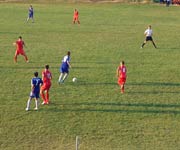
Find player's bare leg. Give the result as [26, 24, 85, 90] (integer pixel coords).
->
[27, 17, 34, 23]
[27, 17, 29, 22]
[14, 52, 18, 63]
[72, 18, 76, 24]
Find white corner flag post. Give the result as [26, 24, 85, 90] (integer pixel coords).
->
[76, 136, 79, 150]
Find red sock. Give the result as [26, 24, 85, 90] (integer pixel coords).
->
[45, 92, 49, 103]
[41, 92, 46, 103]
[14, 56, 17, 63]
[25, 56, 28, 61]
[121, 85, 125, 93]
[24, 55, 28, 61]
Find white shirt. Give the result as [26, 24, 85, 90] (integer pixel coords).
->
[62, 55, 70, 63]
[144, 29, 153, 37]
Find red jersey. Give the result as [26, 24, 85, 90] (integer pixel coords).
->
[16, 40, 24, 51]
[42, 70, 52, 84]
[118, 65, 127, 78]
[74, 10, 79, 17]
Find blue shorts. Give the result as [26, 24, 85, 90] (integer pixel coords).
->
[29, 13, 33, 18]
[60, 67, 69, 73]
[30, 91, 39, 98]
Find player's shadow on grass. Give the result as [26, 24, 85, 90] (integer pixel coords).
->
[68, 79, 116, 86]
[0, 31, 21, 35]
[128, 82, 180, 87]
[127, 91, 180, 94]
[6, 66, 59, 69]
[74, 81, 180, 87]
[79, 82, 117, 86]
[157, 47, 179, 50]
[48, 102, 180, 115]
[73, 61, 117, 64]
[127, 82, 180, 94]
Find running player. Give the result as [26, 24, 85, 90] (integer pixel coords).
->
[40, 65, 52, 105]
[13, 36, 29, 63]
[26, 72, 43, 111]
[73, 9, 80, 24]
[141, 25, 157, 48]
[116, 61, 127, 94]
[58, 51, 71, 84]
[27, 5, 34, 23]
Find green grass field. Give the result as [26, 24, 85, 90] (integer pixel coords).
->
[0, 2, 180, 150]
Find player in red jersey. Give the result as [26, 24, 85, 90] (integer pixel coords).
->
[40, 64, 52, 105]
[73, 9, 80, 24]
[116, 61, 127, 93]
[13, 36, 29, 63]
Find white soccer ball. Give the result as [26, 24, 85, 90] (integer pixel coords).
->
[72, 77, 77, 82]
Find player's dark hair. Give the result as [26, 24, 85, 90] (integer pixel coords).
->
[45, 64, 49, 69]
[67, 51, 71, 56]
[34, 72, 38, 77]
[19, 36, 22, 39]
[121, 61, 125, 65]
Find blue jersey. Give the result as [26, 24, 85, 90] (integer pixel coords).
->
[29, 7, 34, 17]
[30, 77, 43, 98]
[60, 55, 70, 73]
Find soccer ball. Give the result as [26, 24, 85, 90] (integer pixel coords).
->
[72, 77, 77, 82]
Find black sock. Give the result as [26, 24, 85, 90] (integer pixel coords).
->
[153, 42, 157, 48]
[141, 43, 145, 47]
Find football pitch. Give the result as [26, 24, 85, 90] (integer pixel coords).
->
[0, 2, 180, 150]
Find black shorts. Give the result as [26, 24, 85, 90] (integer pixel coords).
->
[146, 36, 153, 41]
[166, 1, 170, 5]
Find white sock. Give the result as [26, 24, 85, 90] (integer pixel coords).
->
[58, 73, 64, 82]
[62, 73, 68, 82]
[35, 99, 39, 109]
[26, 98, 31, 109]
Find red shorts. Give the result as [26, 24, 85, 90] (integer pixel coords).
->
[73, 16, 78, 21]
[15, 50, 25, 56]
[41, 83, 51, 91]
[118, 78, 126, 86]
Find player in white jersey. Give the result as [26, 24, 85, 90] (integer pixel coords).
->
[58, 51, 71, 84]
[141, 25, 157, 48]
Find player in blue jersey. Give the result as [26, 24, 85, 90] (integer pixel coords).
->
[58, 51, 71, 84]
[27, 5, 34, 23]
[26, 72, 43, 111]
